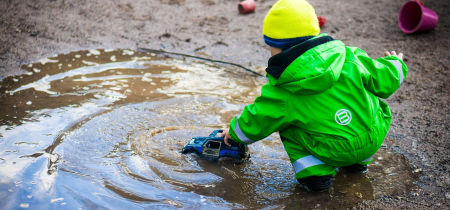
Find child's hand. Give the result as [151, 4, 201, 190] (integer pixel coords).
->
[221, 129, 232, 146]
[384, 51, 404, 61]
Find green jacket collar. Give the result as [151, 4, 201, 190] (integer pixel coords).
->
[266, 33, 346, 95]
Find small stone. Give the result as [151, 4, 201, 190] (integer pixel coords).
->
[355, 192, 362, 198]
[413, 168, 423, 173]
[396, 196, 406, 200]
[445, 192, 450, 199]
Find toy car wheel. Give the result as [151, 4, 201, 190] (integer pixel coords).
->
[183, 150, 200, 157]
[235, 145, 250, 163]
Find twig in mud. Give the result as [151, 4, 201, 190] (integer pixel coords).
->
[145, 124, 228, 138]
[146, 126, 184, 137]
[137, 48, 265, 77]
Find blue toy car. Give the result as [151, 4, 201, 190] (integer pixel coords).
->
[181, 130, 250, 162]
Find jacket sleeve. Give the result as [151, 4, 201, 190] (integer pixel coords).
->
[353, 48, 408, 99]
[228, 85, 290, 145]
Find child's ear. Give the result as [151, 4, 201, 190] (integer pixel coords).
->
[270, 47, 282, 56]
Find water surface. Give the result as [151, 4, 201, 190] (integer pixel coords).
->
[0, 49, 419, 209]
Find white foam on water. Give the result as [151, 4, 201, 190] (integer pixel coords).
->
[11, 61, 152, 95]
[39, 58, 59, 65]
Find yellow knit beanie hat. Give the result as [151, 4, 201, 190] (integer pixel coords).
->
[263, 0, 320, 49]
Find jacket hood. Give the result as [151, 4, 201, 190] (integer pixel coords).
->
[265, 33, 346, 94]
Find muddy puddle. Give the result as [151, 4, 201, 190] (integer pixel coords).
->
[0, 49, 419, 209]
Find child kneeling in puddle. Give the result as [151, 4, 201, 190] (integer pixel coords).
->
[222, 0, 407, 192]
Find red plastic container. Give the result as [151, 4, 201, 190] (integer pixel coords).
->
[318, 16, 327, 27]
[398, 0, 438, 34]
[238, 0, 256, 14]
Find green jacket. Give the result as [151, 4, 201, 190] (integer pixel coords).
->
[228, 34, 408, 165]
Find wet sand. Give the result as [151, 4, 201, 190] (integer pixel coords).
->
[1, 0, 450, 208]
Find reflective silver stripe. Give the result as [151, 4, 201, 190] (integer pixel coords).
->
[234, 119, 256, 144]
[388, 60, 404, 86]
[292, 155, 325, 174]
[362, 154, 375, 163]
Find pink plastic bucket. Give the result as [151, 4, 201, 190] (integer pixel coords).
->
[238, 0, 256, 14]
[398, 0, 438, 34]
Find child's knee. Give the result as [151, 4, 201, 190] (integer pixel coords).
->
[292, 158, 337, 179]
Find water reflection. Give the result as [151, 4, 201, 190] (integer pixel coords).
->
[0, 49, 418, 209]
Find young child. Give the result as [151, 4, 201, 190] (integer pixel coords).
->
[221, 0, 407, 192]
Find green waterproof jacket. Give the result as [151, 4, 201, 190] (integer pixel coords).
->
[228, 33, 408, 166]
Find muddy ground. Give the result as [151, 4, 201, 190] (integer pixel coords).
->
[1, 0, 449, 208]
